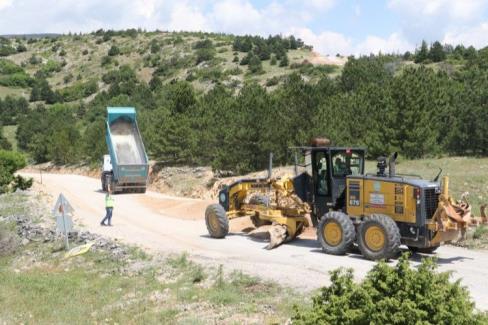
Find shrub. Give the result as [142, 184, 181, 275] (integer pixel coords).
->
[108, 45, 120, 56]
[29, 55, 42, 65]
[279, 53, 289, 67]
[0, 45, 16, 57]
[0, 150, 31, 193]
[16, 44, 27, 53]
[195, 47, 216, 64]
[0, 72, 33, 88]
[266, 76, 279, 86]
[101, 56, 113, 66]
[270, 55, 277, 65]
[193, 39, 213, 49]
[59, 80, 98, 102]
[150, 40, 161, 53]
[248, 54, 263, 74]
[292, 254, 487, 325]
[0, 59, 23, 74]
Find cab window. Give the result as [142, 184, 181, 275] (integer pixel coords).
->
[332, 152, 363, 177]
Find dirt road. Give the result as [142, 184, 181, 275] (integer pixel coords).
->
[24, 172, 488, 310]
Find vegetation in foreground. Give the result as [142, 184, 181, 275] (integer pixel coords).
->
[0, 192, 300, 324]
[2, 188, 488, 324]
[292, 254, 488, 324]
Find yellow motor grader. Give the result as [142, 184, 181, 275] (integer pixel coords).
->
[205, 138, 487, 260]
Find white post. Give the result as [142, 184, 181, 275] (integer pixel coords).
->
[61, 196, 69, 250]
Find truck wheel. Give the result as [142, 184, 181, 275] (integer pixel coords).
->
[101, 176, 107, 192]
[205, 204, 229, 238]
[408, 245, 439, 254]
[318, 211, 355, 255]
[358, 214, 400, 260]
[249, 195, 272, 228]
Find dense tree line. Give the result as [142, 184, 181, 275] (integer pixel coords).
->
[5, 45, 488, 173]
[408, 40, 479, 63]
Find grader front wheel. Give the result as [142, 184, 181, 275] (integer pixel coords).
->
[318, 211, 355, 255]
[205, 204, 229, 238]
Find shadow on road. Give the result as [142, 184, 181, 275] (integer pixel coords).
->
[409, 253, 473, 264]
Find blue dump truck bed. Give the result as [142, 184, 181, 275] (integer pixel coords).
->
[105, 107, 149, 193]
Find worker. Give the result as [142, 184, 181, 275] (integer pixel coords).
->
[334, 157, 346, 174]
[100, 189, 115, 226]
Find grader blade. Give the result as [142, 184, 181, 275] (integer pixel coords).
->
[431, 180, 488, 244]
[248, 224, 289, 249]
[267, 224, 288, 249]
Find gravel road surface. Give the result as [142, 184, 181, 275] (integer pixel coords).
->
[23, 172, 488, 310]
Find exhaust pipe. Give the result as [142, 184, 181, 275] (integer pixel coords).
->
[389, 152, 398, 178]
[267, 152, 273, 179]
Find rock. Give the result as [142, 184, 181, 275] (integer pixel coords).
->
[21, 238, 29, 245]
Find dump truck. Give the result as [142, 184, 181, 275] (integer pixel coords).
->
[205, 138, 487, 260]
[101, 107, 149, 194]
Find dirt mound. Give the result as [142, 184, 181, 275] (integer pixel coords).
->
[22, 163, 299, 200]
[309, 52, 347, 66]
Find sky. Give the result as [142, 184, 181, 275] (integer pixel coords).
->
[1, 0, 488, 56]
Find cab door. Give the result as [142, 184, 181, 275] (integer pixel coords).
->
[311, 150, 333, 221]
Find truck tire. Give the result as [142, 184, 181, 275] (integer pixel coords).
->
[101, 176, 107, 192]
[205, 204, 229, 238]
[358, 214, 400, 260]
[317, 211, 355, 255]
[408, 245, 439, 254]
[249, 195, 272, 228]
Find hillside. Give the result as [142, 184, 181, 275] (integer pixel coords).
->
[1, 30, 488, 178]
[0, 30, 343, 101]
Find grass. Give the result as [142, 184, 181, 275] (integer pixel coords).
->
[0, 85, 27, 98]
[0, 192, 303, 324]
[2, 125, 18, 151]
[367, 156, 488, 214]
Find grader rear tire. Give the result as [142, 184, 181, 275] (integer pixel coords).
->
[318, 211, 355, 255]
[205, 204, 229, 238]
[358, 214, 400, 260]
[249, 195, 272, 228]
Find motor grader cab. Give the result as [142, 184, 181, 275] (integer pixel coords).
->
[205, 138, 487, 260]
[293, 144, 366, 226]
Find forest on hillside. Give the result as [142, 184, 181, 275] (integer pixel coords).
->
[1, 30, 488, 174]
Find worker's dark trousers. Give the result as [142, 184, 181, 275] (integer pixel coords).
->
[101, 207, 113, 225]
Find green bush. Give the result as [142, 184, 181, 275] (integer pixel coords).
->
[195, 47, 216, 64]
[0, 72, 33, 88]
[292, 254, 487, 325]
[0, 150, 31, 193]
[0, 45, 16, 57]
[59, 80, 98, 102]
[0, 59, 24, 74]
[108, 45, 120, 56]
